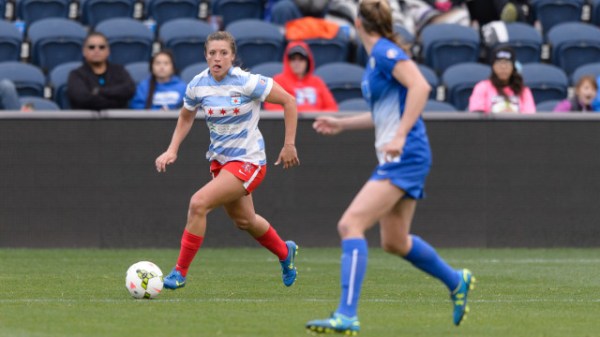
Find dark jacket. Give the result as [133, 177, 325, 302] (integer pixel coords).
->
[67, 62, 136, 110]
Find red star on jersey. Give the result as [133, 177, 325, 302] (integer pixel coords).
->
[207, 108, 213, 115]
[220, 108, 227, 115]
[233, 108, 240, 115]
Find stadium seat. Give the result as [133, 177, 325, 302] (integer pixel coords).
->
[181, 62, 208, 83]
[0, 61, 46, 97]
[304, 29, 350, 68]
[19, 96, 60, 110]
[159, 18, 213, 72]
[535, 99, 561, 112]
[532, 0, 585, 36]
[147, 0, 200, 27]
[442, 62, 491, 111]
[420, 23, 480, 74]
[521, 63, 568, 104]
[337, 97, 369, 112]
[546, 22, 600, 76]
[502, 22, 543, 64]
[314, 62, 364, 104]
[571, 62, 600, 86]
[95, 18, 154, 65]
[251, 61, 283, 78]
[0, 0, 5, 20]
[28, 18, 86, 73]
[80, 0, 135, 27]
[17, 0, 70, 26]
[0, 20, 22, 63]
[49, 61, 80, 109]
[417, 64, 439, 100]
[227, 19, 284, 69]
[125, 62, 150, 84]
[424, 99, 457, 112]
[593, 0, 600, 27]
[215, 0, 263, 28]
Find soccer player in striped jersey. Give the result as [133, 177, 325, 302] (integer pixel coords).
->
[306, 0, 475, 334]
[155, 31, 300, 290]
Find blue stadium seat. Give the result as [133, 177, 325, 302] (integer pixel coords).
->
[80, 0, 135, 27]
[0, 61, 46, 97]
[0, 20, 22, 62]
[424, 99, 457, 112]
[571, 62, 600, 86]
[17, 0, 70, 26]
[547, 22, 600, 76]
[181, 62, 208, 83]
[28, 18, 86, 72]
[314, 62, 364, 104]
[532, 0, 584, 36]
[442, 62, 491, 111]
[19, 96, 60, 110]
[593, 0, 600, 27]
[535, 99, 561, 112]
[502, 22, 543, 64]
[147, 0, 200, 27]
[125, 62, 150, 84]
[521, 63, 568, 103]
[49, 61, 80, 109]
[337, 97, 369, 112]
[420, 23, 480, 74]
[417, 63, 439, 100]
[159, 18, 213, 72]
[0, 0, 5, 20]
[215, 0, 263, 28]
[96, 18, 154, 65]
[305, 29, 350, 68]
[251, 61, 283, 78]
[227, 19, 284, 69]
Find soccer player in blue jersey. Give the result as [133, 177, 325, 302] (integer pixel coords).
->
[306, 0, 475, 334]
[155, 31, 300, 290]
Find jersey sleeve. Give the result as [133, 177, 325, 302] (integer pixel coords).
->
[242, 73, 274, 102]
[183, 82, 201, 110]
[373, 44, 410, 80]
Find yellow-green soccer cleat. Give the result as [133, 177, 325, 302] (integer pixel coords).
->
[306, 312, 360, 335]
[280, 240, 298, 287]
[451, 269, 476, 326]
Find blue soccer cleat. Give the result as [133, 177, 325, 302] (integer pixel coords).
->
[306, 312, 360, 335]
[163, 268, 186, 290]
[280, 240, 298, 287]
[451, 269, 476, 326]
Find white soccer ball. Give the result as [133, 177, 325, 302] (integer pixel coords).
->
[125, 261, 164, 299]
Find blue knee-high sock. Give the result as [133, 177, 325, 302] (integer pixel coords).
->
[404, 235, 460, 291]
[336, 238, 368, 318]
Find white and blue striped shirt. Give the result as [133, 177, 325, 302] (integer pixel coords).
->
[183, 67, 273, 165]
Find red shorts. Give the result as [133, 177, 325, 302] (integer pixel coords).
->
[210, 161, 266, 194]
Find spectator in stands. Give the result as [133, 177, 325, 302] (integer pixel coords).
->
[130, 50, 187, 111]
[67, 32, 135, 110]
[263, 41, 338, 112]
[468, 46, 535, 114]
[0, 79, 20, 110]
[270, 0, 329, 25]
[553, 75, 598, 113]
[466, 0, 531, 27]
[593, 75, 600, 111]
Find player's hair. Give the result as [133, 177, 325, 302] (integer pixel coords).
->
[358, 0, 406, 51]
[145, 50, 177, 109]
[205, 31, 237, 56]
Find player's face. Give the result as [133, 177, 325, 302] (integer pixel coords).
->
[493, 59, 513, 82]
[152, 54, 175, 82]
[206, 40, 235, 81]
[83, 36, 109, 64]
[576, 81, 597, 106]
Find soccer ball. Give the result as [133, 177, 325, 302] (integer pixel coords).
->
[125, 261, 164, 299]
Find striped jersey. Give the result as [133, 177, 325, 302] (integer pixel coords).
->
[183, 66, 274, 165]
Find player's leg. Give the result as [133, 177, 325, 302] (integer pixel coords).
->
[379, 199, 475, 326]
[164, 170, 247, 289]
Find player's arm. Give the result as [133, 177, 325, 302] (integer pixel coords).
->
[155, 107, 197, 172]
[265, 81, 300, 169]
[313, 112, 373, 136]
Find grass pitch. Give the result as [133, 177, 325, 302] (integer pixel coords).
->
[1, 248, 599, 337]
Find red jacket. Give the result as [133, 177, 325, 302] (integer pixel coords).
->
[264, 41, 338, 112]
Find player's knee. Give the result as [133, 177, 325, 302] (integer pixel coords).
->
[188, 195, 212, 217]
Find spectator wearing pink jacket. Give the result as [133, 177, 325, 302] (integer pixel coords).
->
[468, 46, 536, 114]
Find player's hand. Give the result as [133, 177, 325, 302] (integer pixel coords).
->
[313, 116, 342, 135]
[274, 144, 300, 169]
[380, 135, 406, 162]
[155, 151, 177, 172]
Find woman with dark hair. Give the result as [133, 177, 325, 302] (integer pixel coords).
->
[130, 50, 187, 110]
[468, 46, 536, 114]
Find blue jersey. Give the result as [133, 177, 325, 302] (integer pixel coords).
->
[363, 38, 432, 199]
[183, 66, 273, 165]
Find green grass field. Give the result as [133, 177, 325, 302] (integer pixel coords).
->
[1, 248, 599, 337]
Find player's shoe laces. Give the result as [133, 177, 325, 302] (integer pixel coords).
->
[163, 268, 186, 290]
[451, 269, 476, 326]
[306, 312, 360, 335]
[279, 240, 298, 287]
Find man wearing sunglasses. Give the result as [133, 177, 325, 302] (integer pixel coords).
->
[67, 32, 135, 110]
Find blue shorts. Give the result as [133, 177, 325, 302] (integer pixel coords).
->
[369, 153, 431, 200]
